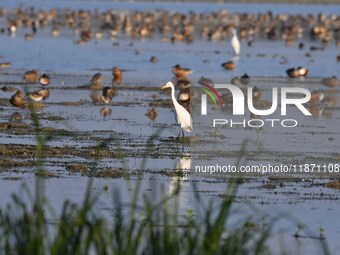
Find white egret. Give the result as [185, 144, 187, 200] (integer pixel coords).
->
[161, 82, 193, 139]
[230, 28, 240, 56]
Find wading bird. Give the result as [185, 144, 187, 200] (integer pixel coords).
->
[172, 65, 192, 78]
[230, 28, 240, 56]
[91, 73, 104, 84]
[23, 70, 37, 83]
[39, 74, 50, 86]
[10, 90, 23, 108]
[112, 66, 122, 85]
[27, 91, 44, 102]
[221, 61, 235, 70]
[161, 82, 193, 140]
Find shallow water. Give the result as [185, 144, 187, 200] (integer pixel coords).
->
[0, 1, 340, 254]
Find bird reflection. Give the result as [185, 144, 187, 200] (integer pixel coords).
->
[307, 106, 323, 118]
[10, 112, 22, 121]
[100, 107, 112, 118]
[175, 155, 191, 172]
[168, 155, 191, 213]
[231, 55, 239, 66]
[90, 90, 101, 104]
[306, 93, 337, 119]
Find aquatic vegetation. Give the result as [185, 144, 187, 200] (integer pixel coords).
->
[0, 181, 271, 255]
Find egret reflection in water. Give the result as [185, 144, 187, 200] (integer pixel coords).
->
[169, 155, 191, 213]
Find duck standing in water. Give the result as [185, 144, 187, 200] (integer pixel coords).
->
[112, 66, 122, 85]
[286, 67, 309, 78]
[27, 91, 44, 102]
[10, 90, 24, 108]
[172, 64, 192, 79]
[176, 80, 191, 103]
[100, 86, 117, 104]
[91, 73, 104, 84]
[296, 66, 309, 77]
[39, 74, 50, 86]
[240, 73, 250, 85]
[23, 70, 37, 83]
[37, 88, 50, 100]
[221, 61, 235, 70]
[320, 76, 339, 88]
[286, 68, 299, 78]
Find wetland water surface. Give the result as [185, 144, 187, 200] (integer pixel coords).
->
[0, 1, 340, 254]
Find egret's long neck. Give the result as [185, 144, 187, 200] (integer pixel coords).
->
[170, 85, 179, 107]
[171, 85, 175, 100]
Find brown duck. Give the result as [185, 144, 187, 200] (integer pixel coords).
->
[91, 73, 104, 84]
[10, 90, 24, 108]
[39, 74, 50, 86]
[112, 66, 122, 85]
[172, 64, 192, 78]
[23, 70, 37, 83]
[221, 61, 235, 70]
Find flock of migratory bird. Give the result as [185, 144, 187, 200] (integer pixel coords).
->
[1, 6, 339, 134]
[1, 7, 339, 47]
[6, 66, 123, 108]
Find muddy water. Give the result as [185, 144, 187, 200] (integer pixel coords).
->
[0, 1, 340, 254]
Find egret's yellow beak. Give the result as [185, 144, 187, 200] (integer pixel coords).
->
[161, 84, 168, 90]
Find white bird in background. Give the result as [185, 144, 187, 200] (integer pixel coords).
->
[161, 82, 193, 138]
[230, 28, 240, 56]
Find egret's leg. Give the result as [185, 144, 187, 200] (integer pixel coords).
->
[177, 131, 181, 142]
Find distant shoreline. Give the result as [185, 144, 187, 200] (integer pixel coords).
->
[142, 0, 340, 4]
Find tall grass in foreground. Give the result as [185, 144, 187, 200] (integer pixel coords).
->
[0, 102, 329, 255]
[0, 180, 272, 255]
